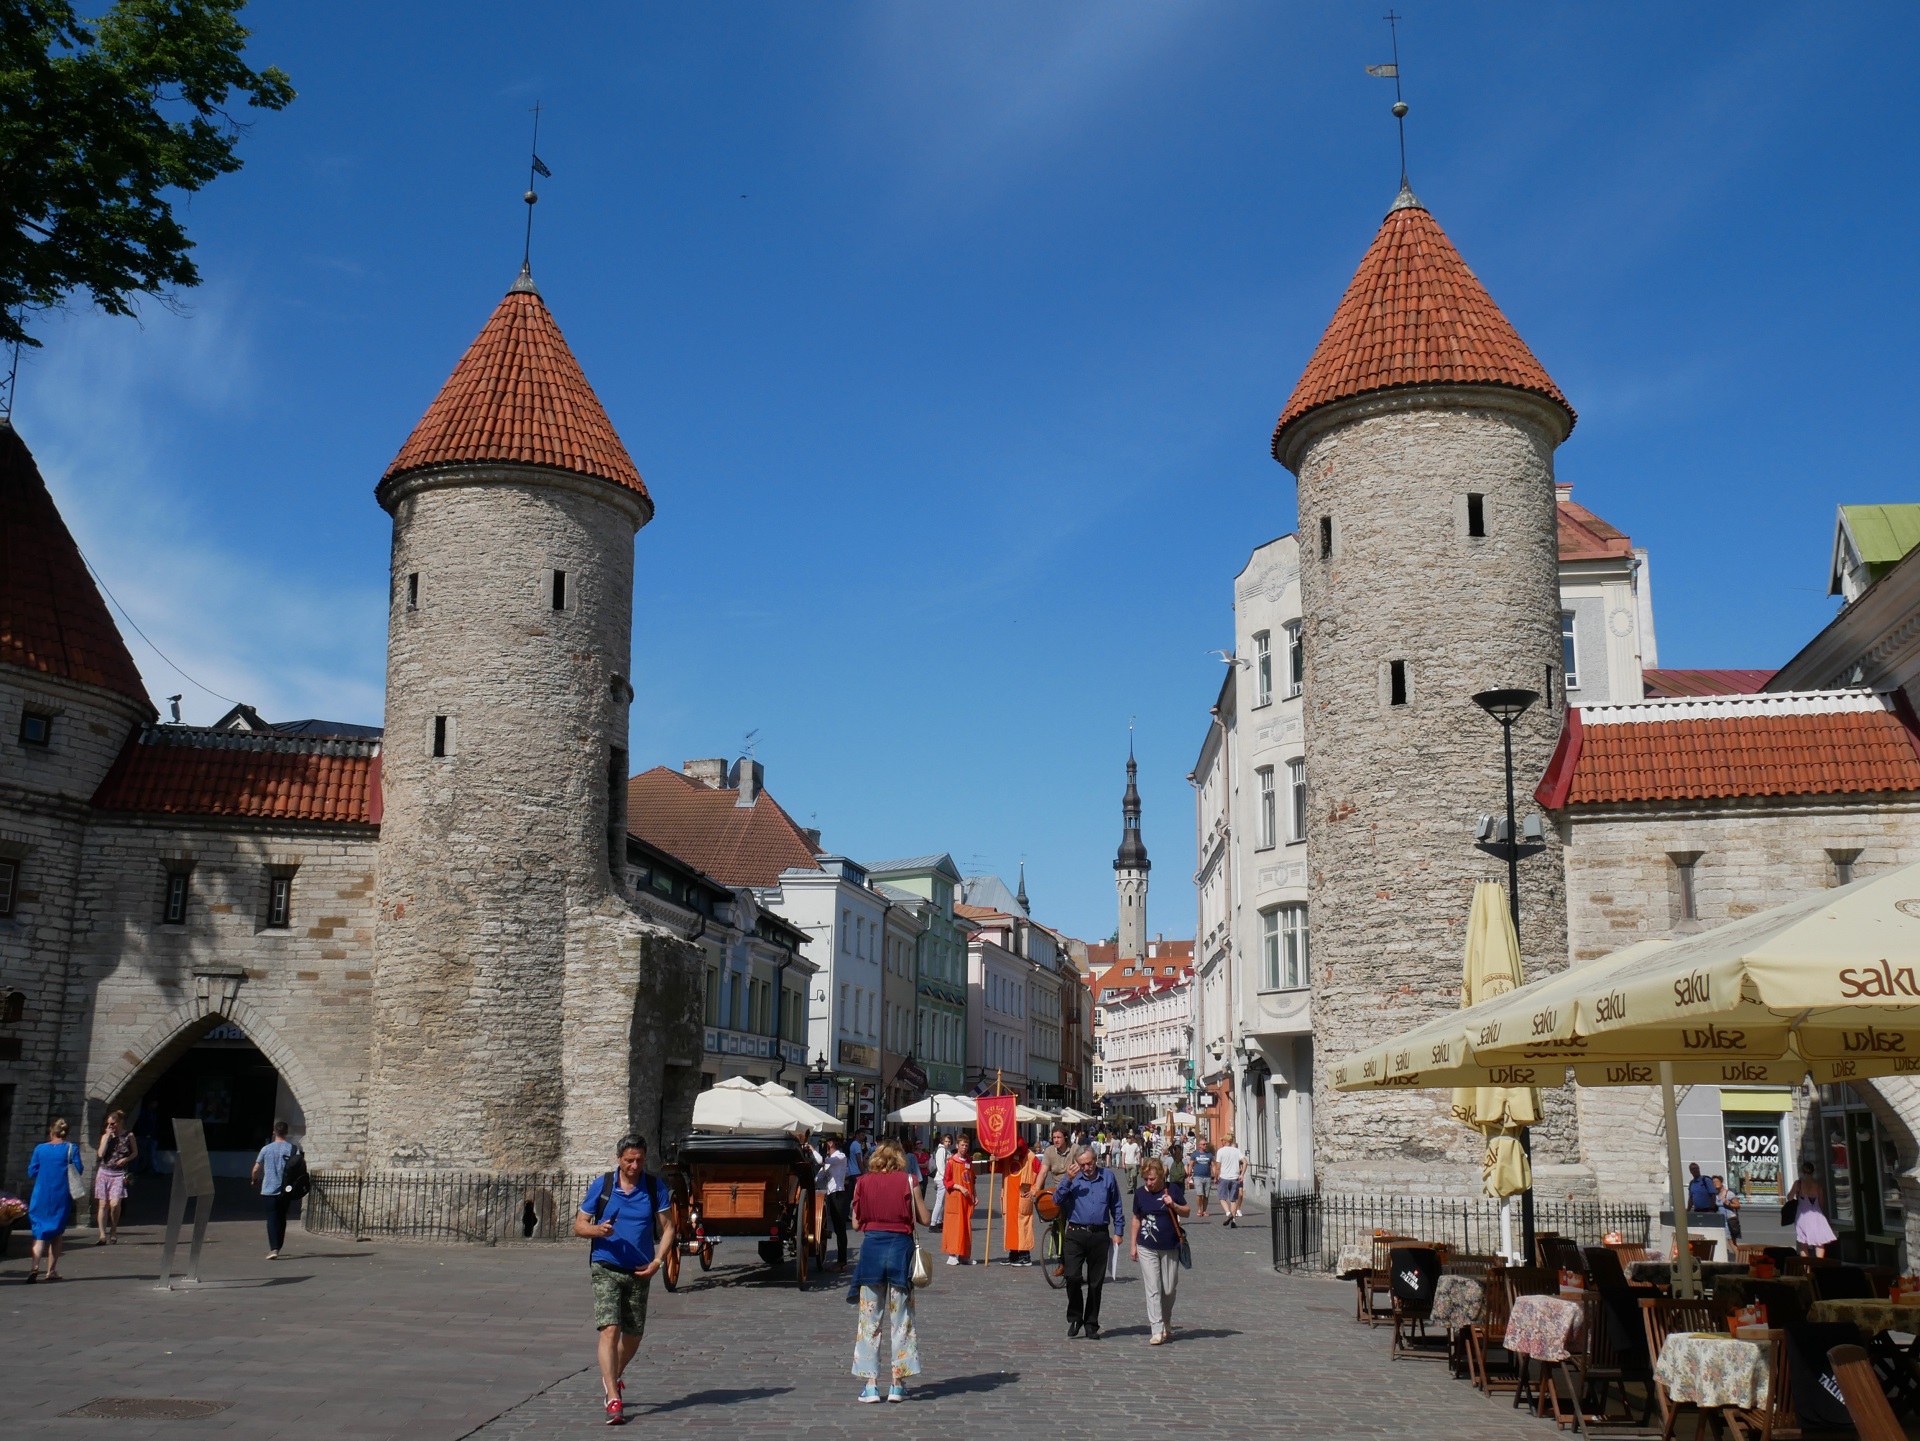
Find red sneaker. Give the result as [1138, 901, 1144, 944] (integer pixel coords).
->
[604, 1396, 624, 1426]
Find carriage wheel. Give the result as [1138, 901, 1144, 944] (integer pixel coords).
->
[698, 1241, 714, 1271]
[1042, 1221, 1067, 1290]
[662, 1242, 681, 1292]
[795, 1224, 809, 1287]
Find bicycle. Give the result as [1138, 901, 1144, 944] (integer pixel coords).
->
[1037, 1190, 1066, 1289]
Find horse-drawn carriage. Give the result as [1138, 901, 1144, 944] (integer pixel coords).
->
[659, 1132, 819, 1288]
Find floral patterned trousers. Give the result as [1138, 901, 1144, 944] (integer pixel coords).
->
[852, 1283, 920, 1381]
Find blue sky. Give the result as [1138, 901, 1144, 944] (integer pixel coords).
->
[21, 3, 1915, 944]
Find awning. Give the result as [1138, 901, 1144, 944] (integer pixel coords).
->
[1720, 1088, 1795, 1114]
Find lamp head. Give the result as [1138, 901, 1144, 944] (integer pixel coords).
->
[1473, 688, 1541, 726]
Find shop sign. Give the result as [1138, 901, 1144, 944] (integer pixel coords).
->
[804, 1080, 833, 1107]
[1725, 1119, 1784, 1198]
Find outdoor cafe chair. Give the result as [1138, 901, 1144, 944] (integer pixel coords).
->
[1639, 1296, 1730, 1438]
[1831, 1343, 1908, 1441]
[1605, 1240, 1651, 1268]
[1363, 1233, 1417, 1327]
[1469, 1266, 1558, 1397]
[1812, 1264, 1876, 1302]
[1389, 1246, 1446, 1361]
[1583, 1245, 1660, 1300]
[1549, 1287, 1655, 1434]
[1721, 1327, 1793, 1441]
[1541, 1236, 1588, 1278]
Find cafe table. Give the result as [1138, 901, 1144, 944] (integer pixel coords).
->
[1505, 1293, 1587, 1428]
[1429, 1274, 1486, 1332]
[1808, 1298, 1920, 1337]
[1654, 1331, 1771, 1410]
[1627, 1260, 1750, 1289]
[1714, 1272, 1815, 1312]
[1334, 1242, 1374, 1279]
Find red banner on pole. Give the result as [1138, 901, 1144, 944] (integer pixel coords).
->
[976, 1094, 1018, 1158]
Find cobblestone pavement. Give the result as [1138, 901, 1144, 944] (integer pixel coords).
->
[3, 1205, 1555, 1439]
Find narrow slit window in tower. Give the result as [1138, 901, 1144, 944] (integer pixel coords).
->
[1319, 515, 1333, 559]
[1389, 660, 1408, 706]
[606, 745, 627, 877]
[406, 572, 419, 609]
[433, 716, 448, 758]
[1466, 493, 1486, 537]
[266, 873, 292, 929]
[552, 569, 567, 611]
[1671, 853, 1702, 923]
[162, 870, 190, 925]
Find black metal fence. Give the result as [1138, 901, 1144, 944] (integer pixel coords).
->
[1270, 1192, 1653, 1273]
[304, 1170, 600, 1244]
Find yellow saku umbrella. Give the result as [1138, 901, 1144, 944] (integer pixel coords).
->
[1449, 883, 1539, 1198]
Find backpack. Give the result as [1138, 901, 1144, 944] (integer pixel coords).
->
[1688, 1175, 1718, 1211]
[586, 1171, 669, 1265]
[280, 1144, 310, 1200]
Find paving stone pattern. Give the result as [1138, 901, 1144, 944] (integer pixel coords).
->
[2, 1209, 1552, 1440]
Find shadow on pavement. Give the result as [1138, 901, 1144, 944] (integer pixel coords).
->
[639, 1386, 794, 1414]
[912, 1371, 1021, 1399]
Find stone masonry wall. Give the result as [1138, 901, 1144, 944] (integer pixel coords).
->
[1568, 797, 1920, 1208]
[0, 669, 150, 1187]
[1288, 392, 1575, 1195]
[370, 467, 665, 1171]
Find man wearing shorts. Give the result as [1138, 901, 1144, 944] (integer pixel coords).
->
[575, 1134, 674, 1426]
[1215, 1134, 1245, 1227]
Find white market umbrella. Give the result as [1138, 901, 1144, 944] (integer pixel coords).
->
[756, 1082, 845, 1134]
[1057, 1106, 1096, 1124]
[887, 1093, 977, 1125]
[1172, 1111, 1197, 1125]
[692, 1075, 807, 1135]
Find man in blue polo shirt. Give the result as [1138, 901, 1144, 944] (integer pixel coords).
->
[574, 1134, 675, 1426]
[1050, 1146, 1123, 1339]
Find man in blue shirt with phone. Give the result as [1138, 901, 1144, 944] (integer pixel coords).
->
[575, 1134, 675, 1426]
[1050, 1146, 1123, 1339]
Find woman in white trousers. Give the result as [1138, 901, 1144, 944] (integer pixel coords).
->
[1128, 1157, 1190, 1344]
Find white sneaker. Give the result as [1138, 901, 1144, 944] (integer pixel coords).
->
[945, 1256, 960, 1266]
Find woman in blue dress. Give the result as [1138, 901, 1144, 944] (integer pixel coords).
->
[27, 1117, 83, 1282]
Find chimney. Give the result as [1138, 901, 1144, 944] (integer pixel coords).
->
[802, 827, 822, 850]
[683, 758, 727, 789]
[729, 757, 763, 808]
[1555, 481, 1574, 500]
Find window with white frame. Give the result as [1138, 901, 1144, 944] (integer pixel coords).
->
[1257, 767, 1277, 849]
[1285, 620, 1303, 698]
[1259, 903, 1309, 989]
[1287, 758, 1307, 843]
[1561, 612, 1579, 691]
[1254, 631, 1273, 706]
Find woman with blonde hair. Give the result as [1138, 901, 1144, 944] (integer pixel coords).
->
[27, 1118, 83, 1282]
[95, 1109, 138, 1244]
[1129, 1155, 1190, 1344]
[849, 1138, 930, 1402]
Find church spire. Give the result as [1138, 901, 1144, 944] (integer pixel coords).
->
[1114, 738, 1150, 962]
[1015, 862, 1029, 914]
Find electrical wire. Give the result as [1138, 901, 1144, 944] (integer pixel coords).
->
[72, 542, 243, 707]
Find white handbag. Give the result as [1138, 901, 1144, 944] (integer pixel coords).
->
[910, 1242, 933, 1289]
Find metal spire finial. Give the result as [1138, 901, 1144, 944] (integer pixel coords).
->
[1369, 12, 1411, 191]
[521, 101, 553, 276]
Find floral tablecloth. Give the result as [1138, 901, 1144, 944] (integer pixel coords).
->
[1429, 1274, 1485, 1332]
[1714, 1273, 1814, 1312]
[1505, 1293, 1584, 1362]
[1334, 1244, 1374, 1279]
[1808, 1299, 1920, 1337]
[1654, 1333, 1769, 1409]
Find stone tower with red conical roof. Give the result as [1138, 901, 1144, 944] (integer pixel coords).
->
[1273, 185, 1578, 1195]
[367, 267, 701, 1173]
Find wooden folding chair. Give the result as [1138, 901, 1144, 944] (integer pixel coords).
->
[1473, 1267, 1558, 1399]
[1640, 1296, 1729, 1440]
[1389, 1246, 1447, 1361]
[1831, 1342, 1907, 1441]
[1362, 1233, 1416, 1327]
[1724, 1328, 1792, 1441]
[1607, 1240, 1652, 1268]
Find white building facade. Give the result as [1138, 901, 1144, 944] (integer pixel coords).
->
[1098, 975, 1194, 1127]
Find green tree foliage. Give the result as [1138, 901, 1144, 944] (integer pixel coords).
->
[0, 0, 293, 347]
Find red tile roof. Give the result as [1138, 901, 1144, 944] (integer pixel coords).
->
[0, 425, 150, 707]
[1557, 491, 1633, 562]
[384, 275, 648, 501]
[1642, 669, 1778, 699]
[1536, 694, 1920, 807]
[626, 766, 821, 889]
[1273, 191, 1573, 456]
[92, 727, 380, 823]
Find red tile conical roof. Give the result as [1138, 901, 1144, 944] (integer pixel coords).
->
[1273, 188, 1573, 459]
[384, 271, 648, 501]
[0, 424, 150, 707]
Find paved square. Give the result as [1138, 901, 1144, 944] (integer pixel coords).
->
[3, 1205, 1552, 1439]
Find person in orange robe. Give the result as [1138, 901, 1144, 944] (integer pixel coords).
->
[1000, 1141, 1045, 1264]
[941, 1143, 975, 1265]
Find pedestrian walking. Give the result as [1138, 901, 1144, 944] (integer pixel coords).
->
[928, 1133, 951, 1225]
[999, 1138, 1044, 1266]
[249, 1120, 302, 1259]
[850, 1139, 930, 1403]
[1189, 1139, 1214, 1218]
[94, 1109, 138, 1245]
[1165, 1142, 1186, 1190]
[1129, 1156, 1190, 1345]
[1788, 1162, 1838, 1258]
[1119, 1132, 1142, 1194]
[25, 1118, 83, 1282]
[573, 1134, 674, 1426]
[1051, 1146, 1123, 1339]
[940, 1137, 975, 1265]
[1214, 1133, 1245, 1227]
[818, 1134, 852, 1269]
[847, 1127, 870, 1178]
[1713, 1174, 1743, 1244]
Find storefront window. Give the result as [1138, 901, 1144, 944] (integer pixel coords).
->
[1723, 1115, 1783, 1200]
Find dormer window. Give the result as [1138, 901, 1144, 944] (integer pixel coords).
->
[19, 711, 52, 747]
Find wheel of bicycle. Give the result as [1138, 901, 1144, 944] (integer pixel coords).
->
[1042, 1224, 1067, 1290]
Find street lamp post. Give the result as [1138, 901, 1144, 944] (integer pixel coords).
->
[1472, 686, 1540, 1266]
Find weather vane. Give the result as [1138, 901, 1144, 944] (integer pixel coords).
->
[522, 102, 552, 271]
[1367, 11, 1410, 187]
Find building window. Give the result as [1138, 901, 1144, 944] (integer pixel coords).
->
[551, 569, 568, 610]
[1671, 852, 1702, 923]
[1319, 515, 1333, 559]
[162, 869, 190, 925]
[1254, 631, 1273, 706]
[1466, 492, 1486, 537]
[1561, 612, 1579, 691]
[1285, 621, 1303, 698]
[1287, 758, 1307, 843]
[1829, 848, 1863, 887]
[266, 874, 292, 929]
[0, 858, 15, 917]
[1389, 659, 1408, 707]
[19, 711, 52, 747]
[405, 572, 419, 609]
[705, 968, 720, 1026]
[1, 989, 21, 1022]
[1257, 766, 1277, 849]
[432, 715, 449, 758]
